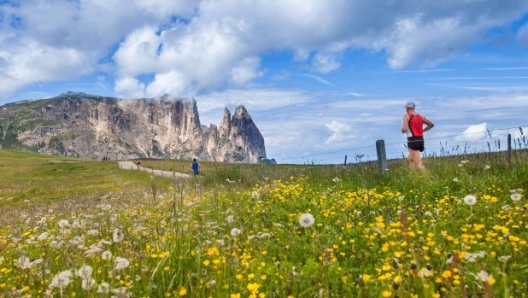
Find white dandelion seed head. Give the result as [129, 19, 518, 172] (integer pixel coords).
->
[49, 270, 73, 289]
[299, 213, 315, 228]
[111, 287, 129, 295]
[114, 257, 130, 270]
[96, 282, 110, 294]
[72, 220, 81, 228]
[58, 219, 69, 228]
[452, 178, 459, 182]
[251, 191, 259, 199]
[463, 195, 477, 206]
[76, 265, 93, 279]
[36, 232, 48, 241]
[112, 228, 124, 243]
[226, 215, 235, 224]
[15, 256, 32, 270]
[511, 193, 522, 202]
[424, 211, 432, 217]
[230, 228, 242, 237]
[484, 165, 490, 169]
[81, 278, 96, 291]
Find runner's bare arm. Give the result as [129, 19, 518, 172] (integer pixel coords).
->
[401, 114, 409, 134]
[423, 116, 434, 132]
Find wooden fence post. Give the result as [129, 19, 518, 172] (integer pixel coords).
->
[376, 140, 388, 175]
[507, 133, 512, 164]
[344, 155, 347, 165]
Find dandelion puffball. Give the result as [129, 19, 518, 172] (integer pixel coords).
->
[114, 257, 130, 270]
[101, 251, 112, 260]
[113, 229, 124, 243]
[511, 193, 522, 202]
[58, 219, 69, 228]
[230, 228, 241, 237]
[463, 195, 477, 206]
[299, 213, 315, 228]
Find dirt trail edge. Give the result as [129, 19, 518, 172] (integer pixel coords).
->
[118, 161, 192, 179]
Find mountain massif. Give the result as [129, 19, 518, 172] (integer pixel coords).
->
[0, 92, 266, 163]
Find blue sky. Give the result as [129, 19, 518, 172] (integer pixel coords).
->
[1, 0, 528, 164]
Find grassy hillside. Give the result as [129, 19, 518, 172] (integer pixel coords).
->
[0, 149, 526, 297]
[0, 150, 155, 208]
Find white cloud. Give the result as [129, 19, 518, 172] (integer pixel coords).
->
[115, 77, 146, 99]
[385, 16, 478, 69]
[325, 120, 355, 144]
[146, 71, 190, 97]
[455, 123, 488, 143]
[113, 26, 162, 77]
[132, 0, 198, 18]
[229, 57, 263, 85]
[1, 1, 528, 165]
[0, 39, 92, 95]
[2, 0, 528, 97]
[312, 53, 341, 73]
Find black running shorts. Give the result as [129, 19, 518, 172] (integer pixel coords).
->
[407, 136, 424, 152]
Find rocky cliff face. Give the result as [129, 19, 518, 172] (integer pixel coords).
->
[0, 92, 266, 163]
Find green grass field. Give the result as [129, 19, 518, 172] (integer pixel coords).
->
[0, 149, 526, 297]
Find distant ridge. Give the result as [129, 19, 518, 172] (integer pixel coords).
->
[0, 92, 266, 163]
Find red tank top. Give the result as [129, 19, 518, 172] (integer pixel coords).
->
[408, 114, 424, 137]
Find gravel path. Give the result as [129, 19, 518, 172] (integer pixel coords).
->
[117, 160, 192, 178]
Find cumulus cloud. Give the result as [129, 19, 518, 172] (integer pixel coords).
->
[325, 120, 355, 144]
[385, 16, 478, 69]
[113, 26, 162, 77]
[146, 71, 190, 97]
[229, 57, 263, 85]
[2, 0, 528, 98]
[115, 77, 146, 99]
[456, 123, 489, 143]
[0, 38, 92, 95]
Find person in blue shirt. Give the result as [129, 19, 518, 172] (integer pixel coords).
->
[191, 158, 199, 175]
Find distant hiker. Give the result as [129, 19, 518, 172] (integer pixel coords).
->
[191, 158, 199, 175]
[401, 101, 434, 171]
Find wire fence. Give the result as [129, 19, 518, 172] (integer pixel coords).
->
[276, 125, 528, 165]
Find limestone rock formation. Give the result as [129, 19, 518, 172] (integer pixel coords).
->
[0, 92, 266, 163]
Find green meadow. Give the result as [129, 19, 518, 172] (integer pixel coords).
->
[0, 149, 526, 297]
